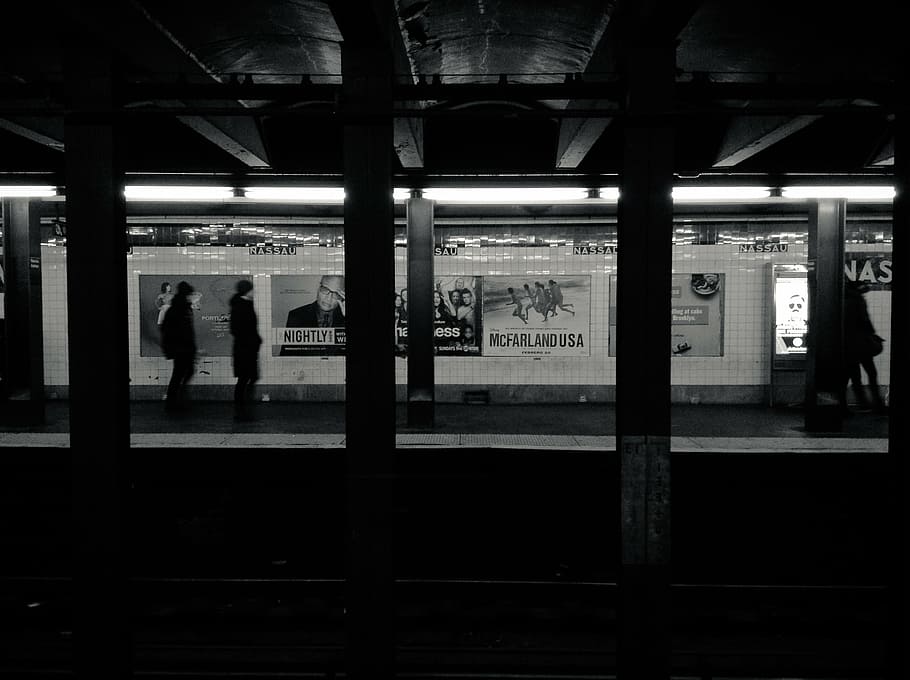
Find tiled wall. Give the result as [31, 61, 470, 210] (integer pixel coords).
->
[37, 226, 893, 403]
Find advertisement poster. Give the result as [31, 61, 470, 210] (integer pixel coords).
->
[271, 274, 346, 356]
[139, 275, 247, 357]
[773, 272, 808, 355]
[608, 273, 725, 357]
[482, 276, 590, 357]
[394, 275, 482, 356]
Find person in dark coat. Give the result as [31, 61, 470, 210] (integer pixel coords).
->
[843, 279, 886, 413]
[229, 279, 262, 420]
[160, 281, 197, 413]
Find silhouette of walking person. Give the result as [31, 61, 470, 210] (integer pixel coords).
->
[843, 279, 886, 414]
[229, 279, 262, 420]
[161, 281, 197, 414]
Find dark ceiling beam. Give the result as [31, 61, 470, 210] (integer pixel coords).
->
[327, 0, 424, 167]
[555, 0, 703, 168]
[713, 99, 875, 168]
[870, 137, 894, 166]
[62, 0, 271, 168]
[0, 116, 64, 151]
[713, 114, 821, 167]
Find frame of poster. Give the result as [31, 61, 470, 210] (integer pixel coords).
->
[138, 274, 250, 357]
[271, 274, 346, 356]
[608, 273, 725, 357]
[482, 276, 591, 357]
[394, 275, 483, 356]
[770, 263, 809, 368]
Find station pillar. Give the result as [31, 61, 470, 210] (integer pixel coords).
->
[63, 40, 131, 680]
[0, 197, 45, 424]
[805, 199, 846, 431]
[616, 42, 675, 680]
[340, 40, 396, 680]
[406, 194, 435, 428]
[887, 106, 909, 680]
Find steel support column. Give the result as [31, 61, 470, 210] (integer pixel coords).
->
[341, 41, 396, 680]
[406, 196, 435, 427]
[63, 42, 131, 680]
[887, 108, 909, 680]
[616, 43, 675, 680]
[0, 198, 44, 423]
[805, 199, 846, 431]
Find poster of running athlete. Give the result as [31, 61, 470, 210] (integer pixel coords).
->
[607, 273, 725, 356]
[393, 275, 483, 356]
[482, 276, 591, 357]
[271, 274, 346, 356]
[138, 274, 247, 357]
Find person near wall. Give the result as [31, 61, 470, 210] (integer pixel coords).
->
[843, 279, 887, 414]
[229, 279, 262, 421]
[161, 281, 197, 414]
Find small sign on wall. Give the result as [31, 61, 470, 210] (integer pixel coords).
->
[249, 245, 297, 255]
[572, 245, 616, 255]
[739, 242, 789, 253]
[434, 246, 459, 256]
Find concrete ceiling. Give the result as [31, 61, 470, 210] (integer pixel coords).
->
[0, 0, 903, 182]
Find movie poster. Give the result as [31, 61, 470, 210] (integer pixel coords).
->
[394, 275, 483, 356]
[271, 274, 346, 356]
[608, 273, 726, 357]
[138, 275, 248, 357]
[482, 276, 591, 357]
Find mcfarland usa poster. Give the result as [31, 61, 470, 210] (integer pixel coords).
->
[482, 276, 591, 357]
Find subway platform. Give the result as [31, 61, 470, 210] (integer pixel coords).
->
[0, 400, 891, 452]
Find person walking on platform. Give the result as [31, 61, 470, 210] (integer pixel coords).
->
[843, 279, 887, 414]
[230, 279, 262, 421]
[161, 281, 197, 414]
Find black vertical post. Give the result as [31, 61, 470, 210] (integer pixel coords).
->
[805, 199, 846, 431]
[341, 41, 396, 680]
[887, 110, 908, 680]
[616, 43, 675, 680]
[406, 195, 435, 427]
[64, 41, 131, 679]
[0, 198, 44, 423]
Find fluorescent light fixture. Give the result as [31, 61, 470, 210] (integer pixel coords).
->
[0, 185, 57, 197]
[672, 186, 771, 201]
[393, 188, 414, 201]
[781, 185, 895, 201]
[124, 185, 234, 201]
[422, 187, 591, 203]
[244, 186, 345, 203]
[597, 187, 621, 201]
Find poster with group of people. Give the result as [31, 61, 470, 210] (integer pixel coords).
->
[481, 276, 591, 357]
[394, 276, 483, 356]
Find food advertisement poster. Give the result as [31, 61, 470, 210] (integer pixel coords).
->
[608, 273, 725, 357]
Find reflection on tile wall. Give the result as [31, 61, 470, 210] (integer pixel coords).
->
[39, 220, 893, 393]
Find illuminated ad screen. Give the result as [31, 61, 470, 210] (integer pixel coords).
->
[773, 269, 809, 356]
